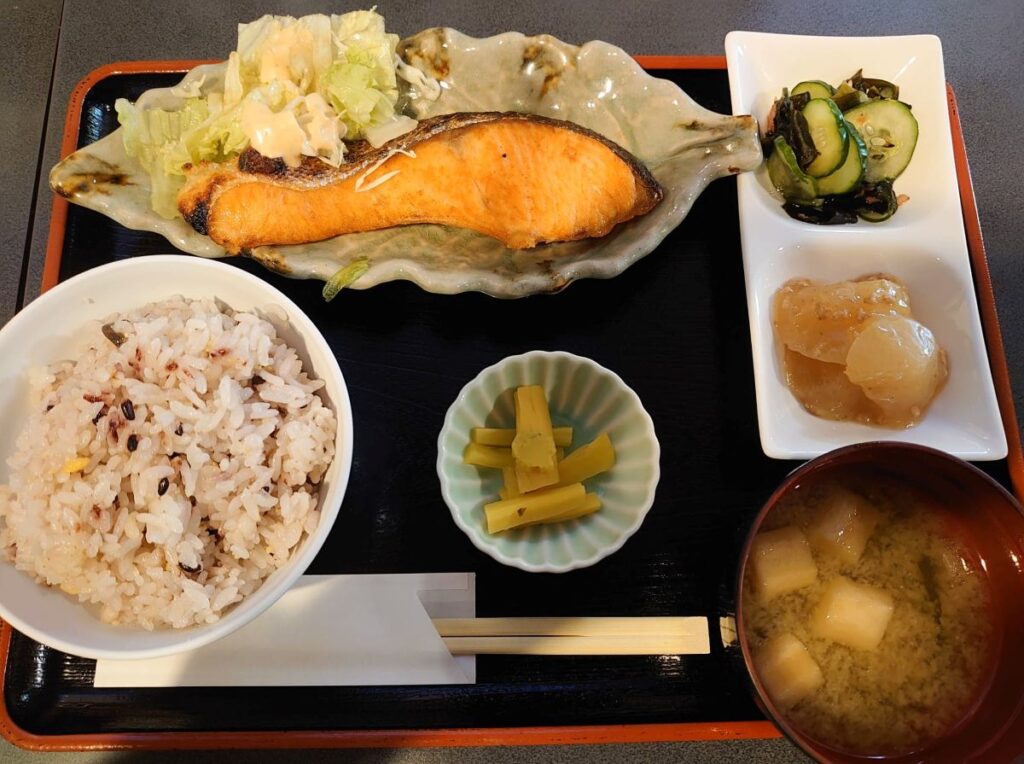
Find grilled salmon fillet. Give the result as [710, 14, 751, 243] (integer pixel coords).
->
[178, 112, 663, 254]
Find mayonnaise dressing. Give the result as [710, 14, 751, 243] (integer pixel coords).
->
[241, 99, 307, 167]
[242, 93, 347, 168]
[221, 12, 431, 170]
[255, 15, 332, 93]
[297, 93, 346, 166]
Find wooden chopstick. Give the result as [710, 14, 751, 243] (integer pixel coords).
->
[442, 634, 709, 655]
[433, 617, 710, 655]
[433, 616, 702, 637]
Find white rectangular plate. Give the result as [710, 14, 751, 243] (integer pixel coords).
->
[725, 31, 1006, 460]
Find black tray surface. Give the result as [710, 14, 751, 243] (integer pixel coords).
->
[5, 68, 1013, 737]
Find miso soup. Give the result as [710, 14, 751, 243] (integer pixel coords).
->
[743, 471, 995, 755]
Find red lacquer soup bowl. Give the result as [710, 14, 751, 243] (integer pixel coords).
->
[736, 442, 1024, 763]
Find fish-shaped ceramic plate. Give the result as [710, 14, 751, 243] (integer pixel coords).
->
[51, 29, 762, 297]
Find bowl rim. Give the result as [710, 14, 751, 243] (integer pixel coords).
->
[0, 254, 354, 659]
[734, 440, 1024, 761]
[436, 349, 661, 573]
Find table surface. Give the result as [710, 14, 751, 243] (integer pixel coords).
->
[3, 0, 1023, 761]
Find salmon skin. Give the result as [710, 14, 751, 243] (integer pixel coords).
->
[178, 111, 664, 254]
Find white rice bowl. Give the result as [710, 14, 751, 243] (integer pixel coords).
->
[0, 296, 336, 630]
[0, 256, 350, 660]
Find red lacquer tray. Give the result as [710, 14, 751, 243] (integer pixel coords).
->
[2, 56, 1021, 752]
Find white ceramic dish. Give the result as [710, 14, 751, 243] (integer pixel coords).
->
[0, 256, 354, 660]
[436, 351, 660, 573]
[725, 32, 1006, 460]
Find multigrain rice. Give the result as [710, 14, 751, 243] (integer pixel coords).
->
[0, 297, 336, 629]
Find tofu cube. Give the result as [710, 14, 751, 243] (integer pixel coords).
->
[755, 632, 824, 709]
[807, 490, 880, 566]
[810, 576, 894, 650]
[749, 526, 818, 601]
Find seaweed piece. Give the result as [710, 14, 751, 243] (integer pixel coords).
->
[765, 90, 818, 172]
[832, 81, 871, 111]
[919, 555, 943, 622]
[848, 69, 899, 101]
[783, 199, 858, 225]
[853, 180, 899, 222]
[790, 91, 811, 111]
[781, 178, 899, 226]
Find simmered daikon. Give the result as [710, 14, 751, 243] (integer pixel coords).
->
[773, 277, 912, 364]
[844, 316, 947, 422]
[773, 276, 946, 428]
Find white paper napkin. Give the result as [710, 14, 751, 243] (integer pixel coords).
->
[93, 573, 476, 687]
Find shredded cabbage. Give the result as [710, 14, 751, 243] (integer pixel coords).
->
[114, 97, 215, 217]
[364, 115, 418, 148]
[116, 9, 424, 219]
[323, 10, 400, 136]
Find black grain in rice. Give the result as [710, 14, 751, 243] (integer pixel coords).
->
[158, 477, 169, 496]
[127, 434, 138, 452]
[101, 323, 127, 347]
[120, 400, 135, 420]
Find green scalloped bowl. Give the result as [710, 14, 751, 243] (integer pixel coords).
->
[437, 351, 660, 572]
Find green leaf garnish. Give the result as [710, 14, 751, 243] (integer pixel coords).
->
[322, 259, 370, 302]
